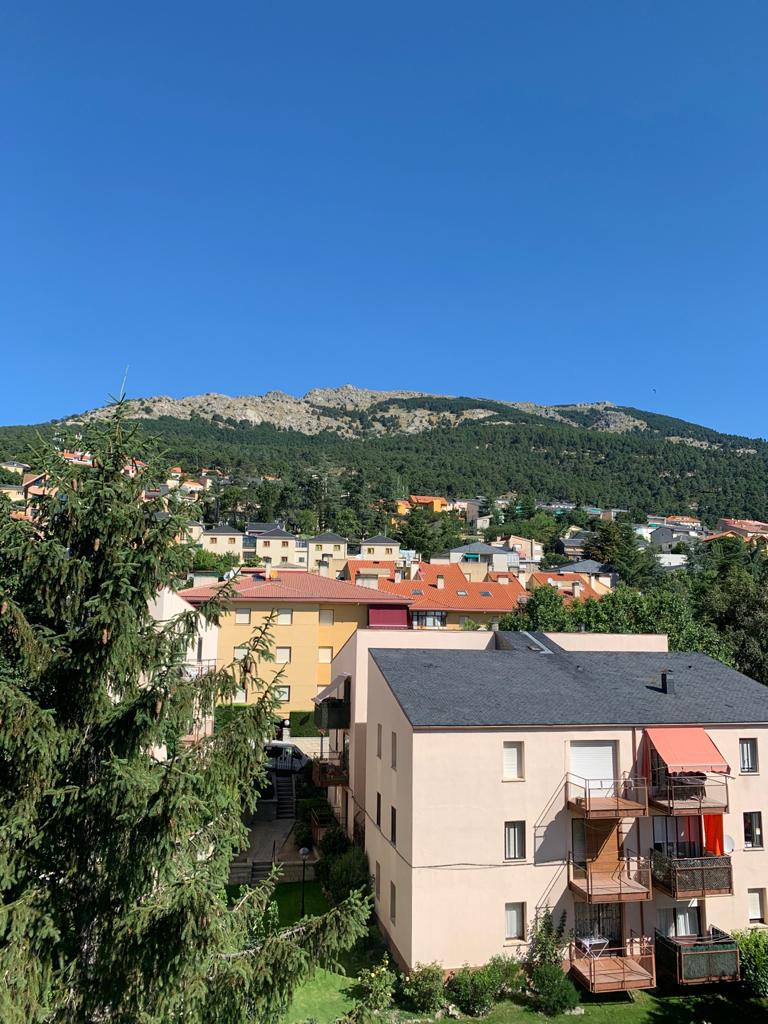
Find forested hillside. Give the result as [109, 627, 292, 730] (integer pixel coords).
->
[1, 391, 768, 522]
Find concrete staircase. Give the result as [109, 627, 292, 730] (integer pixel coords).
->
[250, 861, 273, 884]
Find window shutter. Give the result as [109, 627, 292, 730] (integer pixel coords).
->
[503, 743, 520, 779]
[505, 902, 521, 939]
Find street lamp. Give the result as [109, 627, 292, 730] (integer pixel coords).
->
[299, 846, 310, 917]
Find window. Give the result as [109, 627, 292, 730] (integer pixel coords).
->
[390, 806, 397, 846]
[228, 537, 236, 545]
[315, 544, 322, 551]
[366, 547, 374, 555]
[233, 646, 249, 661]
[656, 903, 700, 938]
[319, 608, 334, 626]
[280, 556, 288, 564]
[389, 882, 396, 924]
[391, 731, 397, 769]
[744, 811, 763, 849]
[653, 815, 701, 858]
[505, 902, 525, 940]
[276, 609, 292, 626]
[749, 889, 765, 924]
[275, 647, 291, 664]
[262, 540, 271, 548]
[281, 541, 289, 548]
[480, 590, 492, 597]
[319, 646, 333, 664]
[740, 739, 759, 774]
[504, 821, 526, 861]
[334, 544, 341, 551]
[503, 742, 523, 781]
[385, 547, 393, 555]
[376, 793, 381, 827]
[274, 685, 290, 703]
[375, 861, 381, 901]
[377, 723, 382, 758]
[412, 610, 447, 629]
[209, 537, 218, 545]
[235, 609, 251, 625]
[233, 686, 247, 703]
[457, 589, 468, 596]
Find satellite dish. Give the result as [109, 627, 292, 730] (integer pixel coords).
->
[724, 835, 735, 854]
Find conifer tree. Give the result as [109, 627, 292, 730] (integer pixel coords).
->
[0, 406, 368, 1024]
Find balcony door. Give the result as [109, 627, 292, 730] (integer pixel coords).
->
[657, 903, 700, 938]
[574, 903, 622, 946]
[653, 815, 701, 858]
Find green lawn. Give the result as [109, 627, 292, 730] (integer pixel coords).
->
[272, 880, 330, 924]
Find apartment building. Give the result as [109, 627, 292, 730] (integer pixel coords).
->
[306, 532, 349, 575]
[429, 542, 516, 583]
[179, 569, 410, 712]
[358, 536, 401, 560]
[314, 632, 767, 991]
[248, 527, 307, 567]
[200, 524, 245, 560]
[527, 571, 605, 604]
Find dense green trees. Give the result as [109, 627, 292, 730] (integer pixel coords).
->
[394, 507, 464, 559]
[0, 410, 368, 1023]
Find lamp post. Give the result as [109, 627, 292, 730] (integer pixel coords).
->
[299, 846, 310, 917]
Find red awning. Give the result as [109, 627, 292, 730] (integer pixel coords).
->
[368, 606, 409, 629]
[646, 727, 730, 774]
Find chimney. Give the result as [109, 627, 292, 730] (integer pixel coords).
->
[661, 669, 674, 695]
[498, 576, 508, 585]
[318, 562, 330, 577]
[572, 581, 581, 599]
[436, 574, 445, 590]
[394, 567, 403, 583]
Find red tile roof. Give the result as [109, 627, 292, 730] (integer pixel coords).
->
[408, 494, 447, 505]
[343, 560, 397, 582]
[529, 571, 602, 604]
[700, 531, 745, 543]
[376, 561, 525, 612]
[720, 517, 768, 533]
[179, 569, 411, 605]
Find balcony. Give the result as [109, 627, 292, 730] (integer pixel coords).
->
[312, 752, 349, 788]
[649, 773, 729, 815]
[655, 928, 739, 985]
[650, 849, 732, 898]
[566, 774, 648, 819]
[568, 854, 652, 903]
[314, 697, 350, 732]
[569, 934, 655, 993]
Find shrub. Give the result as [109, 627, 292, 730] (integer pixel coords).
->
[484, 954, 524, 998]
[319, 827, 351, 857]
[357, 956, 396, 1010]
[531, 964, 579, 1017]
[446, 965, 496, 1017]
[327, 847, 371, 905]
[293, 822, 314, 850]
[525, 909, 568, 972]
[297, 796, 331, 824]
[398, 961, 445, 1013]
[735, 929, 768, 997]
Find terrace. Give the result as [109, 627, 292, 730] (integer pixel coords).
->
[568, 854, 652, 903]
[565, 774, 648, 819]
[569, 934, 655, 993]
[651, 849, 733, 898]
[655, 927, 739, 985]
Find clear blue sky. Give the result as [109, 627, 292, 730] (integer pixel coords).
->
[2, 3, 766, 434]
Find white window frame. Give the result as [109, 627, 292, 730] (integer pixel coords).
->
[233, 646, 249, 662]
[503, 741, 524, 781]
[504, 821, 526, 861]
[319, 608, 334, 626]
[274, 685, 290, 703]
[318, 646, 333, 664]
[275, 647, 291, 664]
[740, 738, 759, 774]
[744, 811, 763, 849]
[504, 901, 525, 941]
[749, 888, 765, 924]
[276, 608, 293, 626]
[235, 609, 251, 625]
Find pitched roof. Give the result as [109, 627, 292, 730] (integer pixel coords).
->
[371, 647, 768, 728]
[362, 535, 399, 545]
[258, 527, 296, 540]
[307, 532, 348, 544]
[179, 569, 411, 606]
[700, 531, 745, 544]
[557, 559, 612, 574]
[529, 571, 601, 603]
[409, 494, 447, 505]
[203, 524, 243, 535]
[245, 521, 281, 533]
[344, 560, 397, 582]
[720, 517, 768, 533]
[450, 542, 502, 555]
[377, 566, 525, 612]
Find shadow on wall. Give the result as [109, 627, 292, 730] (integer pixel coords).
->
[534, 778, 568, 865]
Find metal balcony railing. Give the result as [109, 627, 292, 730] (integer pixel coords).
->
[569, 932, 655, 993]
[649, 773, 729, 814]
[655, 927, 739, 985]
[568, 854, 652, 903]
[650, 849, 733, 898]
[312, 751, 349, 788]
[565, 773, 648, 818]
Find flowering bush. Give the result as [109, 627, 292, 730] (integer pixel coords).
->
[357, 955, 396, 1010]
[398, 961, 445, 1012]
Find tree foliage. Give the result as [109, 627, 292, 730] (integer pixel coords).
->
[0, 407, 368, 1024]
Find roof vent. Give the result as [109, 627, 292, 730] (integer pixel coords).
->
[661, 669, 674, 695]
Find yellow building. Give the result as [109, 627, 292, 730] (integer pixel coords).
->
[306, 531, 349, 575]
[179, 568, 410, 712]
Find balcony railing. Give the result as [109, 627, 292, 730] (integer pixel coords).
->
[182, 658, 219, 678]
[314, 697, 350, 732]
[651, 849, 733, 898]
[312, 752, 349, 788]
[569, 933, 655, 993]
[565, 774, 648, 818]
[649, 773, 729, 814]
[568, 854, 652, 903]
[655, 928, 739, 985]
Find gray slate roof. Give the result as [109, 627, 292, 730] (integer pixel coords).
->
[307, 532, 348, 544]
[451, 542, 501, 555]
[369, 646, 768, 728]
[203, 524, 243, 535]
[363, 535, 399, 545]
[558, 559, 612, 574]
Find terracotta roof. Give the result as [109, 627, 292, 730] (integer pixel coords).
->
[377, 569, 524, 612]
[179, 569, 411, 606]
[700, 531, 745, 543]
[529, 571, 602, 604]
[720, 517, 768, 533]
[408, 494, 447, 505]
[344, 560, 397, 582]
[486, 571, 523, 583]
[666, 515, 700, 525]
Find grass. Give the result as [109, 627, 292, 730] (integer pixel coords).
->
[272, 880, 331, 924]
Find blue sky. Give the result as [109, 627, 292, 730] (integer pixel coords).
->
[1, 3, 766, 435]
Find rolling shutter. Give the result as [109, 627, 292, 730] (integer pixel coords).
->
[570, 741, 616, 795]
